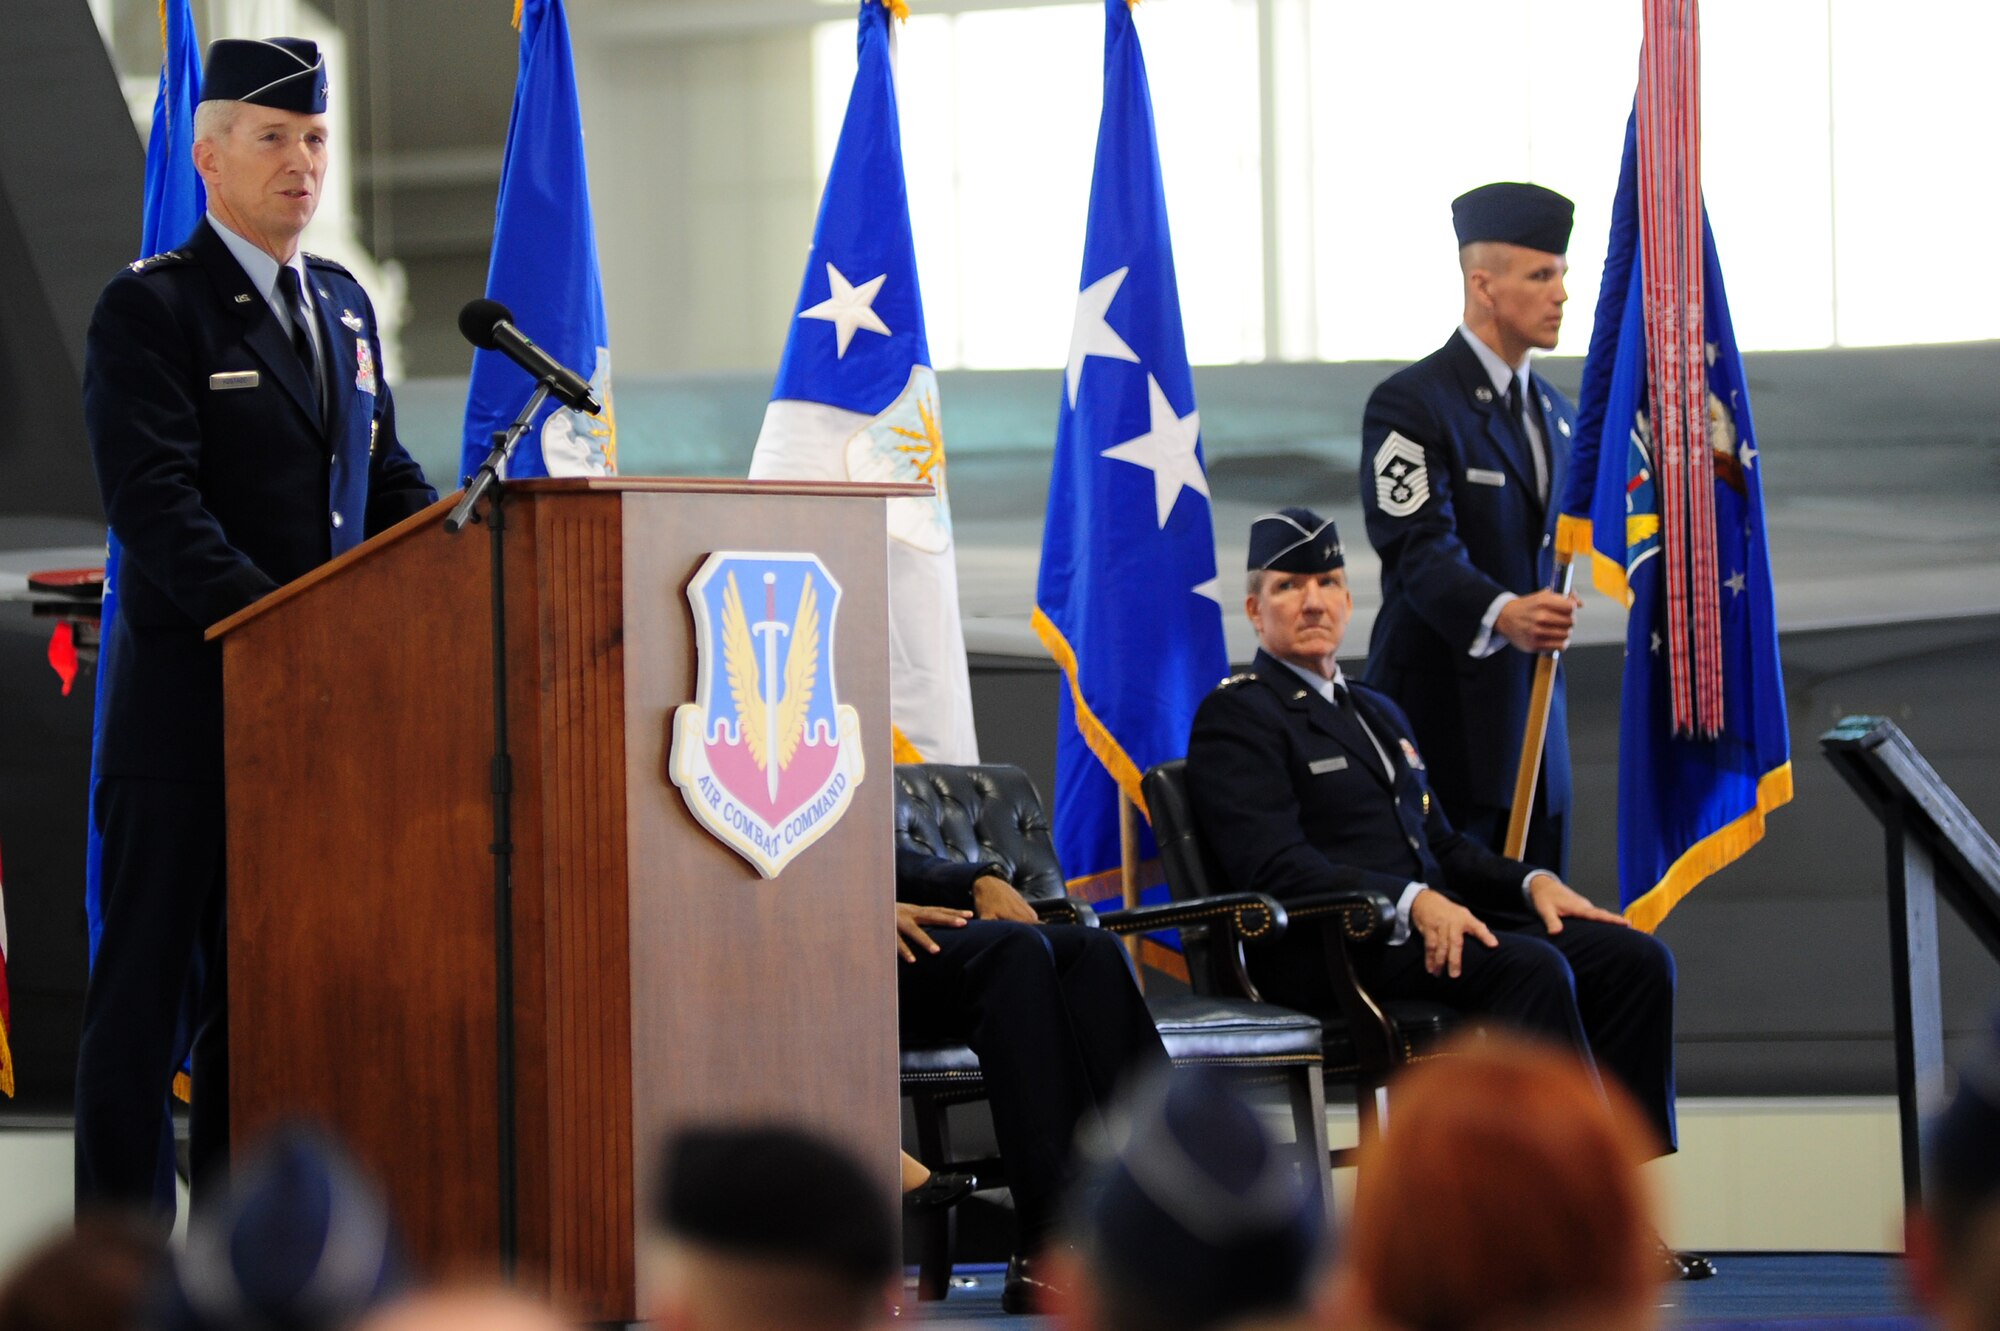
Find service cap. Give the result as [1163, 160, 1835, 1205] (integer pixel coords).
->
[1248, 507, 1342, 574]
[201, 38, 327, 114]
[1452, 181, 1574, 255]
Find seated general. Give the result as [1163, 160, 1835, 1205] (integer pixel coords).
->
[894, 846, 1168, 1313]
[1185, 508, 1696, 1273]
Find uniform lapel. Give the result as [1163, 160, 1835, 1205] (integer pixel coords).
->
[1253, 651, 1394, 793]
[308, 269, 350, 442]
[1443, 332, 1540, 501]
[190, 221, 323, 431]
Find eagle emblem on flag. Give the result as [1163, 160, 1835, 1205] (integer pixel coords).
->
[670, 552, 865, 878]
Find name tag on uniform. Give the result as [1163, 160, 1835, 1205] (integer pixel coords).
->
[1467, 468, 1507, 487]
[209, 371, 259, 391]
[1308, 757, 1349, 775]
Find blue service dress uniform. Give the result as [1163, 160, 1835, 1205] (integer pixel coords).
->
[78, 217, 436, 1211]
[1185, 653, 1676, 1152]
[1359, 332, 1574, 876]
[894, 846, 1168, 1250]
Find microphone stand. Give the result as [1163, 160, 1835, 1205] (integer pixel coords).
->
[445, 380, 551, 534]
[441, 377, 551, 1280]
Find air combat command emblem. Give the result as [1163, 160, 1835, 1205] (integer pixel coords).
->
[669, 552, 865, 877]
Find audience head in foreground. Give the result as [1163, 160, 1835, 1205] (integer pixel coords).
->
[0, 1214, 164, 1331]
[1910, 1010, 2000, 1331]
[356, 1288, 572, 1331]
[147, 1126, 407, 1331]
[647, 1125, 896, 1331]
[1048, 1070, 1327, 1331]
[1331, 1034, 1663, 1331]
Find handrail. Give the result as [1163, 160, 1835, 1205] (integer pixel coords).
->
[1821, 714, 2000, 1205]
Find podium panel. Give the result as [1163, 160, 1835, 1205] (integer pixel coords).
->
[214, 480, 909, 1318]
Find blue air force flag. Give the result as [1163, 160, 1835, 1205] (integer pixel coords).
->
[749, 0, 978, 765]
[88, 0, 207, 966]
[1558, 111, 1791, 932]
[1033, 0, 1228, 887]
[459, 0, 615, 482]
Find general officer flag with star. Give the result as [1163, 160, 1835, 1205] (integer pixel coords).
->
[87, 0, 207, 969]
[459, 0, 616, 481]
[1034, 0, 1228, 889]
[1558, 110, 1791, 932]
[749, 0, 978, 765]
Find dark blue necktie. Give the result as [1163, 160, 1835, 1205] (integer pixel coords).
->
[277, 265, 324, 418]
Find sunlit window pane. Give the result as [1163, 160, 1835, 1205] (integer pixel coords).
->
[1305, 0, 1634, 363]
[1701, 0, 1835, 349]
[1828, 0, 2000, 347]
[814, 1, 1261, 371]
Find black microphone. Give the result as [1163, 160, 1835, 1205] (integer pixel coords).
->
[458, 298, 602, 414]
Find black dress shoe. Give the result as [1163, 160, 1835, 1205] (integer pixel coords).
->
[1675, 1250, 1717, 1280]
[1001, 1253, 1063, 1314]
[1657, 1244, 1717, 1281]
[902, 1170, 977, 1213]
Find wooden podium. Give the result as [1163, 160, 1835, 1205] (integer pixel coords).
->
[208, 479, 917, 1319]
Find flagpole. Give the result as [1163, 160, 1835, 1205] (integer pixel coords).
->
[1505, 553, 1575, 861]
[1117, 790, 1144, 986]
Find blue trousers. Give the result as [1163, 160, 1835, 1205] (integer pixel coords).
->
[74, 777, 230, 1215]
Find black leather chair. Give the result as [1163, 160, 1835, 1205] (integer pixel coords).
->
[1143, 759, 1458, 1167]
[894, 762, 1327, 1298]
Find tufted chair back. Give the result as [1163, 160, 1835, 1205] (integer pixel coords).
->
[1143, 760, 1228, 906]
[893, 764, 1068, 901]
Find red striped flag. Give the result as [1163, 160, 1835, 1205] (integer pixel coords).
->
[1638, 0, 1724, 737]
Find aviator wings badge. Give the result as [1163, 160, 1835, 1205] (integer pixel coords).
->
[669, 552, 865, 877]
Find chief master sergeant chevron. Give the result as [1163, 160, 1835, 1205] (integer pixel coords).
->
[77, 37, 435, 1214]
[1359, 182, 1583, 878]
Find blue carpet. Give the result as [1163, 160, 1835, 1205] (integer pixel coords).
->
[908, 1254, 1919, 1327]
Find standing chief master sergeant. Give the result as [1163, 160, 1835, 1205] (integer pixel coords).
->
[78, 37, 436, 1213]
[1359, 182, 1583, 878]
[1185, 509, 1678, 1162]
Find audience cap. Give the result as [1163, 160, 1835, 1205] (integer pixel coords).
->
[1926, 1007, 2000, 1216]
[1076, 1070, 1325, 1330]
[655, 1125, 895, 1286]
[150, 1126, 405, 1331]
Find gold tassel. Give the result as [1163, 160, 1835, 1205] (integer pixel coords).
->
[158, 0, 168, 55]
[173, 1070, 192, 1103]
[512, 0, 524, 31]
[881, 0, 910, 19]
[890, 724, 924, 764]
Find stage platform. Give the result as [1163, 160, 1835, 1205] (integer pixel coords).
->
[908, 1254, 1920, 1329]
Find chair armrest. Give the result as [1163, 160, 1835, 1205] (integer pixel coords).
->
[1095, 893, 1288, 946]
[1268, 888, 1399, 946]
[1032, 896, 1100, 928]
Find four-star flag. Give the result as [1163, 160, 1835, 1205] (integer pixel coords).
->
[1558, 106, 1791, 932]
[749, 0, 979, 765]
[459, 0, 617, 483]
[1034, 0, 1228, 896]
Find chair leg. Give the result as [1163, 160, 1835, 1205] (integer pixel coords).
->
[1287, 1066, 1330, 1183]
[1356, 1076, 1384, 1150]
[912, 1095, 953, 1302]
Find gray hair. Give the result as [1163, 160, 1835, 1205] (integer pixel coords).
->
[1246, 569, 1269, 598]
[193, 99, 244, 144]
